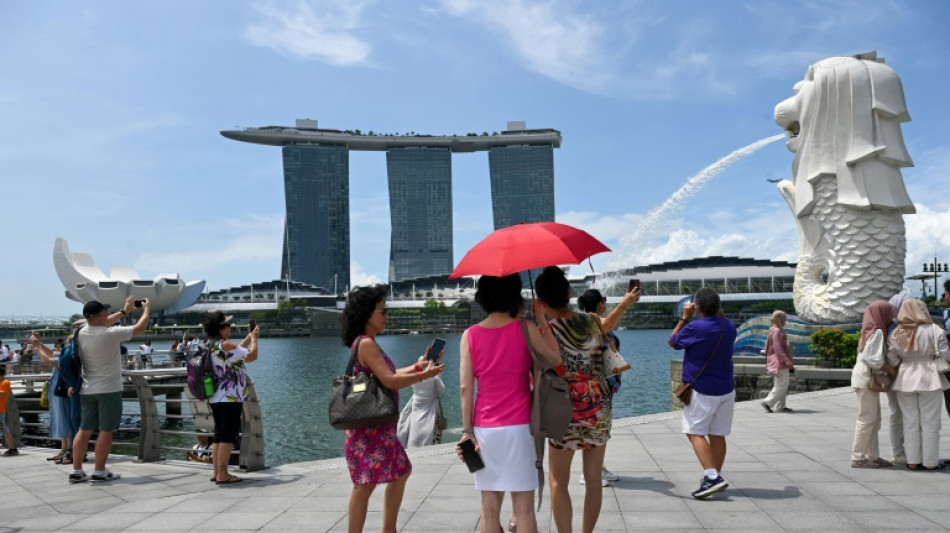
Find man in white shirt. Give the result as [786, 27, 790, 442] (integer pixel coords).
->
[68, 297, 150, 484]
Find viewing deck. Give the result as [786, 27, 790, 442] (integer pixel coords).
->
[3, 387, 950, 532]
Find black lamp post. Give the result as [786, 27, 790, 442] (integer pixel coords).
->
[922, 258, 949, 301]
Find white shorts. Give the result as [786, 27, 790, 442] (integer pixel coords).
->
[473, 424, 538, 492]
[682, 390, 735, 436]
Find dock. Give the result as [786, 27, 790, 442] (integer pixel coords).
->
[3, 387, 950, 532]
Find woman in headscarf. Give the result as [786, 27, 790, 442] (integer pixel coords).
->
[885, 291, 912, 464]
[886, 299, 950, 470]
[761, 310, 794, 414]
[850, 301, 897, 468]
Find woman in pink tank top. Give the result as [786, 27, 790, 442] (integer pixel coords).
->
[459, 274, 561, 533]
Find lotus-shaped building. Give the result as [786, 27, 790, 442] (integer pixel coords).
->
[53, 238, 205, 314]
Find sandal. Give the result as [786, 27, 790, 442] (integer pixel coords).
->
[215, 475, 243, 484]
[59, 452, 73, 465]
[47, 452, 66, 461]
[906, 464, 922, 471]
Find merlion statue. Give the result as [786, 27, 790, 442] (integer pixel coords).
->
[774, 52, 915, 323]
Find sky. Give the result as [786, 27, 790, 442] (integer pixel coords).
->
[3, 0, 950, 319]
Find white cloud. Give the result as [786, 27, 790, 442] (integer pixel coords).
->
[904, 203, 950, 288]
[135, 235, 282, 275]
[244, 0, 373, 66]
[350, 261, 383, 288]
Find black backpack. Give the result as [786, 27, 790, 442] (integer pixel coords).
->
[54, 327, 83, 397]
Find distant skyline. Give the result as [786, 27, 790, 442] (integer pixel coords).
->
[2, 1, 950, 318]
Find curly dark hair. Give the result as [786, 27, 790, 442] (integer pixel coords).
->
[577, 289, 604, 313]
[536, 266, 571, 309]
[202, 311, 230, 338]
[341, 284, 389, 346]
[475, 274, 524, 317]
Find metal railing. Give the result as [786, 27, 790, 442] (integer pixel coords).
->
[5, 368, 265, 471]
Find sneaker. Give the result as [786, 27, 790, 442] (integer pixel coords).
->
[601, 466, 620, 482]
[893, 454, 907, 465]
[579, 476, 610, 486]
[91, 471, 121, 482]
[761, 401, 773, 413]
[2, 449, 19, 456]
[68, 472, 88, 484]
[691, 475, 728, 499]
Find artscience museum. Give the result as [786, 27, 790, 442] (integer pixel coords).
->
[53, 238, 205, 315]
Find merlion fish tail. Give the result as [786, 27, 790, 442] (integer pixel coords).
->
[779, 176, 905, 323]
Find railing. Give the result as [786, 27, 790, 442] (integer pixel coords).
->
[5, 368, 265, 471]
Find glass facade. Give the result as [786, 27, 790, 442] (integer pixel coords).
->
[386, 147, 453, 282]
[488, 145, 555, 229]
[280, 144, 350, 292]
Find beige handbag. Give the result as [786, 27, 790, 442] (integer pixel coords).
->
[603, 334, 631, 375]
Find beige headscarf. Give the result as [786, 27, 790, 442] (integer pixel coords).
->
[770, 310, 787, 329]
[891, 299, 933, 353]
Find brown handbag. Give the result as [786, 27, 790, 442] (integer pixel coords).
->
[675, 320, 725, 406]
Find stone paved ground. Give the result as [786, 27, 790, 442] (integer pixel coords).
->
[3, 387, 950, 532]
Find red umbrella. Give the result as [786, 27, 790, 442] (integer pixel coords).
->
[449, 222, 611, 279]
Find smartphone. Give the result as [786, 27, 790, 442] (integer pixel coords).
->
[249, 319, 257, 332]
[629, 279, 640, 292]
[457, 438, 485, 473]
[428, 338, 446, 362]
[134, 299, 145, 308]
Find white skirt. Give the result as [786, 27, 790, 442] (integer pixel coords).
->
[473, 424, 538, 492]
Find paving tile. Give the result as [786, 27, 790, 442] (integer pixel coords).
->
[258, 511, 346, 532]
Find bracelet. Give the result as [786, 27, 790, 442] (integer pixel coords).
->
[462, 429, 475, 435]
[413, 362, 422, 372]
[118, 309, 127, 316]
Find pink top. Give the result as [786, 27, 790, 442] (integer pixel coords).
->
[765, 327, 790, 374]
[468, 320, 533, 427]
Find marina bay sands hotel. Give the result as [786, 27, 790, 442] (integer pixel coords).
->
[221, 120, 561, 291]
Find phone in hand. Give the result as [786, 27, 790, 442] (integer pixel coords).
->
[134, 299, 145, 308]
[248, 319, 257, 332]
[457, 438, 485, 473]
[629, 279, 640, 292]
[428, 338, 446, 362]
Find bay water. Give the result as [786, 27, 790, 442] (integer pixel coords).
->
[123, 330, 678, 467]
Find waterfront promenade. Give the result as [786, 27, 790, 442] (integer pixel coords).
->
[3, 387, 950, 532]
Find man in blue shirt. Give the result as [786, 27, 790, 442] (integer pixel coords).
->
[669, 288, 737, 499]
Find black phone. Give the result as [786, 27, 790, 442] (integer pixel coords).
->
[248, 320, 257, 332]
[629, 279, 640, 292]
[457, 438, 485, 473]
[134, 299, 145, 308]
[428, 338, 446, 362]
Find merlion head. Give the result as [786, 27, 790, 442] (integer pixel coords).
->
[774, 52, 915, 217]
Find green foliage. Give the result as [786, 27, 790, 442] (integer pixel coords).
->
[811, 329, 860, 368]
[747, 300, 795, 312]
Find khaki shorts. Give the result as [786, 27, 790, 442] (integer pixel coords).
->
[80, 392, 123, 432]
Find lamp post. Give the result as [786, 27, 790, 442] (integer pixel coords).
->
[922, 258, 949, 302]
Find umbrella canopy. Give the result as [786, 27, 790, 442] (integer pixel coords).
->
[449, 222, 611, 279]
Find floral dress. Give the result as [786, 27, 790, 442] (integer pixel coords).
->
[344, 336, 411, 485]
[209, 342, 249, 403]
[548, 313, 612, 450]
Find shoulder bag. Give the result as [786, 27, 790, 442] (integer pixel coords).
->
[673, 319, 724, 406]
[328, 337, 399, 430]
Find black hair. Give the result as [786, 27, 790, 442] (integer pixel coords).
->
[475, 275, 524, 318]
[577, 289, 605, 313]
[944, 279, 950, 293]
[202, 311, 230, 338]
[340, 284, 389, 347]
[694, 287, 721, 317]
[536, 266, 571, 309]
[0, 366, 5, 378]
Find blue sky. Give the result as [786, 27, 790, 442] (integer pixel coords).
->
[3, 0, 950, 318]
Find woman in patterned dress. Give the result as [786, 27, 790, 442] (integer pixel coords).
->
[341, 284, 445, 533]
[202, 311, 259, 484]
[535, 266, 611, 533]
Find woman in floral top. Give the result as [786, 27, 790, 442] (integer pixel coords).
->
[341, 284, 444, 533]
[536, 266, 611, 533]
[202, 311, 259, 484]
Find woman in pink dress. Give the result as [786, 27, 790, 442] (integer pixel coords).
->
[459, 274, 561, 533]
[341, 284, 445, 533]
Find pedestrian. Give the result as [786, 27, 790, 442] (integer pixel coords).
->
[459, 274, 561, 533]
[850, 301, 897, 468]
[575, 287, 640, 486]
[668, 287, 737, 499]
[0, 366, 16, 456]
[886, 298, 950, 470]
[30, 329, 83, 464]
[202, 311, 259, 484]
[761, 310, 795, 413]
[886, 290, 911, 463]
[341, 284, 445, 533]
[69, 297, 151, 483]
[535, 266, 612, 533]
[397, 372, 445, 448]
[139, 340, 153, 368]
